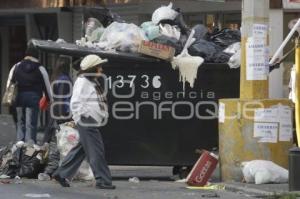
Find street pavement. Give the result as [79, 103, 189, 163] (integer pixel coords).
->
[0, 166, 260, 199]
[0, 178, 256, 199]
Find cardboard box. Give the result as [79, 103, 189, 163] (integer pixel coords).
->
[138, 40, 175, 61]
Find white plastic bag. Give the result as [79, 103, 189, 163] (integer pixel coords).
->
[98, 22, 148, 52]
[224, 42, 241, 69]
[56, 123, 93, 181]
[152, 2, 179, 25]
[141, 21, 160, 40]
[228, 50, 241, 69]
[223, 42, 240, 54]
[241, 160, 288, 184]
[84, 18, 105, 43]
[159, 24, 181, 40]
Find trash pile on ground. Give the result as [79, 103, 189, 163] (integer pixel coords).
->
[0, 141, 47, 179]
[0, 122, 94, 181]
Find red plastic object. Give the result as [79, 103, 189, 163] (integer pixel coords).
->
[39, 95, 49, 111]
[186, 150, 219, 186]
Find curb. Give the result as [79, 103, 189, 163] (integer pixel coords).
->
[223, 183, 279, 197]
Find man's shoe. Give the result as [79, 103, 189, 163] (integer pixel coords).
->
[96, 183, 116, 190]
[53, 174, 70, 187]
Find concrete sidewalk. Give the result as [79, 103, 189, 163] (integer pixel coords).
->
[223, 182, 300, 198]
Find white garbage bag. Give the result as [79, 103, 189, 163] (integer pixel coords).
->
[224, 42, 241, 69]
[227, 50, 241, 69]
[152, 2, 179, 25]
[223, 42, 240, 54]
[241, 160, 288, 184]
[98, 22, 148, 53]
[159, 24, 181, 40]
[56, 122, 93, 181]
[84, 18, 105, 43]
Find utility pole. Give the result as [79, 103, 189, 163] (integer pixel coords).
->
[219, 0, 294, 182]
[240, 0, 269, 99]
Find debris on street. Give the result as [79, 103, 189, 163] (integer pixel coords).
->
[24, 193, 51, 198]
[128, 177, 140, 183]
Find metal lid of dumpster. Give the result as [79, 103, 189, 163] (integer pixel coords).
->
[31, 39, 160, 63]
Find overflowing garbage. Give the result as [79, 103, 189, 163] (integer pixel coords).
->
[74, 2, 241, 88]
[78, 2, 240, 62]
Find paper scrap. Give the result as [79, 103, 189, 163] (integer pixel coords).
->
[253, 24, 268, 39]
[24, 194, 51, 198]
[218, 103, 225, 123]
[254, 108, 278, 122]
[254, 122, 278, 143]
[278, 105, 293, 141]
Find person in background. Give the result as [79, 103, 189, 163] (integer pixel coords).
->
[6, 43, 52, 144]
[38, 56, 73, 180]
[53, 54, 115, 190]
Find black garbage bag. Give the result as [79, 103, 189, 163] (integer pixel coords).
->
[209, 28, 241, 48]
[193, 24, 208, 41]
[43, 136, 60, 176]
[213, 51, 232, 63]
[158, 8, 190, 35]
[17, 147, 45, 178]
[173, 9, 190, 35]
[0, 144, 19, 178]
[153, 35, 183, 55]
[83, 7, 125, 28]
[188, 39, 223, 62]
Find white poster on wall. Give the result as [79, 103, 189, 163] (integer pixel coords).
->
[278, 106, 293, 141]
[253, 24, 268, 39]
[246, 37, 269, 80]
[253, 105, 293, 142]
[254, 122, 278, 143]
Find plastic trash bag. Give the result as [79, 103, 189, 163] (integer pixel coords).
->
[214, 51, 232, 63]
[223, 42, 240, 54]
[18, 146, 44, 178]
[241, 160, 288, 184]
[56, 122, 93, 181]
[84, 18, 105, 43]
[173, 10, 190, 35]
[228, 49, 241, 68]
[152, 2, 179, 25]
[0, 144, 18, 177]
[189, 39, 222, 62]
[209, 29, 241, 48]
[43, 136, 60, 176]
[141, 21, 160, 40]
[159, 24, 181, 40]
[193, 24, 208, 41]
[83, 7, 124, 28]
[98, 22, 148, 53]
